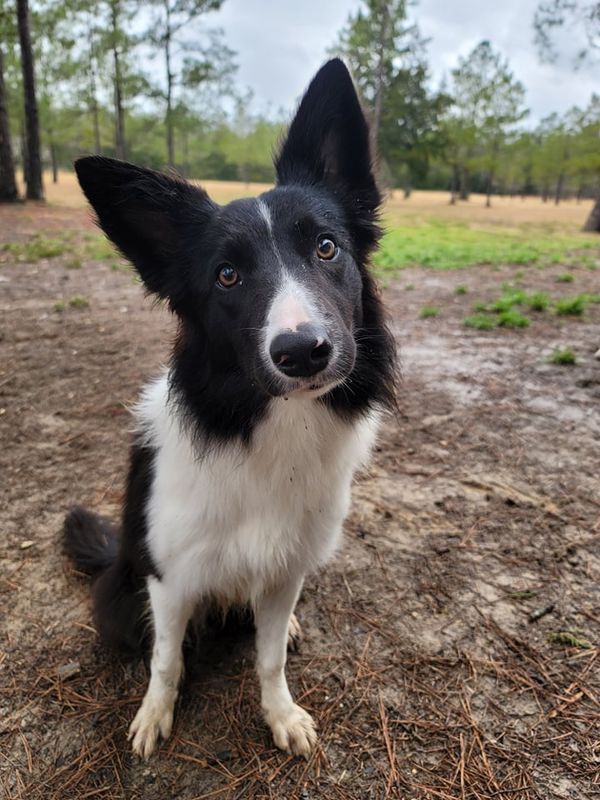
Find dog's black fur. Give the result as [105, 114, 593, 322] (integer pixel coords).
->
[64, 58, 397, 653]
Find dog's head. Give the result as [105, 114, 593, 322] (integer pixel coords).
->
[76, 59, 393, 435]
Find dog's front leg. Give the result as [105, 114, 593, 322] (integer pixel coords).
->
[128, 575, 192, 759]
[255, 577, 316, 758]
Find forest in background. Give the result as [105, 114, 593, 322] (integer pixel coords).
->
[0, 0, 599, 227]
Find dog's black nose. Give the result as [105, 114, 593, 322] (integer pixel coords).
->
[270, 327, 332, 378]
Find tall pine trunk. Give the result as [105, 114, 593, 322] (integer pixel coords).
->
[110, 0, 126, 159]
[583, 192, 600, 233]
[0, 48, 18, 202]
[372, 1, 389, 147]
[89, 37, 102, 153]
[164, 0, 174, 168]
[17, 0, 44, 200]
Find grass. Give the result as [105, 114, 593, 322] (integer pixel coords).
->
[555, 295, 586, 315]
[455, 284, 468, 295]
[1, 234, 71, 263]
[466, 286, 598, 330]
[419, 306, 440, 319]
[84, 236, 116, 260]
[498, 309, 530, 328]
[548, 348, 577, 365]
[525, 291, 550, 311]
[375, 218, 598, 275]
[68, 295, 89, 309]
[464, 314, 498, 330]
[548, 631, 592, 649]
[556, 272, 575, 283]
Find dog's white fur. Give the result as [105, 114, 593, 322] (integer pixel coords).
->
[127, 371, 380, 758]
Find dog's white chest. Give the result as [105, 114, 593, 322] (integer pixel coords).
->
[136, 374, 379, 603]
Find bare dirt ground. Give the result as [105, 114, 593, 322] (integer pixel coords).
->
[1, 204, 599, 800]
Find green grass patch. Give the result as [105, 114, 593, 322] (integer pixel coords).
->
[525, 291, 550, 311]
[85, 236, 117, 260]
[555, 295, 586, 315]
[455, 284, 468, 295]
[65, 257, 82, 270]
[548, 348, 577, 365]
[556, 272, 574, 283]
[548, 631, 592, 649]
[498, 309, 530, 328]
[464, 314, 498, 330]
[404, 283, 415, 290]
[419, 306, 440, 319]
[375, 219, 598, 274]
[53, 300, 65, 313]
[1, 234, 71, 263]
[68, 295, 90, 309]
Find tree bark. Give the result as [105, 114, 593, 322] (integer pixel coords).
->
[164, 0, 175, 168]
[583, 192, 600, 233]
[449, 163, 458, 205]
[372, 1, 390, 147]
[110, 0, 126, 159]
[0, 48, 18, 202]
[554, 172, 565, 205]
[459, 167, 470, 200]
[89, 37, 102, 153]
[50, 141, 58, 183]
[17, 0, 44, 200]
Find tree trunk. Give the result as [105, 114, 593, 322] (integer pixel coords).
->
[110, 1, 126, 159]
[485, 172, 493, 208]
[17, 0, 44, 200]
[182, 127, 189, 177]
[20, 114, 29, 187]
[0, 48, 18, 202]
[50, 141, 58, 183]
[164, 0, 175, 168]
[372, 1, 389, 147]
[459, 167, 470, 200]
[554, 172, 565, 205]
[89, 37, 102, 153]
[449, 163, 458, 205]
[583, 192, 600, 233]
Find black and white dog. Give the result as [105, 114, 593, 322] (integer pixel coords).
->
[64, 59, 396, 760]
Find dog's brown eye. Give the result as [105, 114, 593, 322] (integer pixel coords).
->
[216, 264, 239, 288]
[316, 236, 338, 261]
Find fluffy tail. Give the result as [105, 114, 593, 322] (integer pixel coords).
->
[63, 506, 119, 575]
[63, 506, 148, 652]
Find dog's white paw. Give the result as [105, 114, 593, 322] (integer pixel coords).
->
[266, 703, 317, 759]
[287, 613, 303, 652]
[128, 695, 174, 759]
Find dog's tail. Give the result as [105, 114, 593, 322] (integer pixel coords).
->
[63, 506, 119, 576]
[63, 506, 147, 652]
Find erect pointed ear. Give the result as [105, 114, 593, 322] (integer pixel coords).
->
[275, 59, 381, 237]
[75, 156, 217, 300]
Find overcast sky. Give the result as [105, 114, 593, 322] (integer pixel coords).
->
[208, 0, 597, 123]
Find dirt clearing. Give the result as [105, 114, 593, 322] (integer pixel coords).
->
[1, 205, 599, 799]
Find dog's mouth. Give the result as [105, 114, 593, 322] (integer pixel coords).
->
[261, 356, 354, 400]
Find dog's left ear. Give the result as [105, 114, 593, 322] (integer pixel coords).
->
[275, 59, 381, 253]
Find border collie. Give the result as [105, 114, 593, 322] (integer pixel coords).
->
[64, 58, 396, 760]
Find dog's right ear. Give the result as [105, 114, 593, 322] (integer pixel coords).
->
[75, 156, 217, 299]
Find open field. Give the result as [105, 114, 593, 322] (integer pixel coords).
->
[35, 169, 595, 228]
[1, 195, 600, 799]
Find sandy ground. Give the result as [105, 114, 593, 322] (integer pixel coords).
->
[1, 203, 599, 799]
